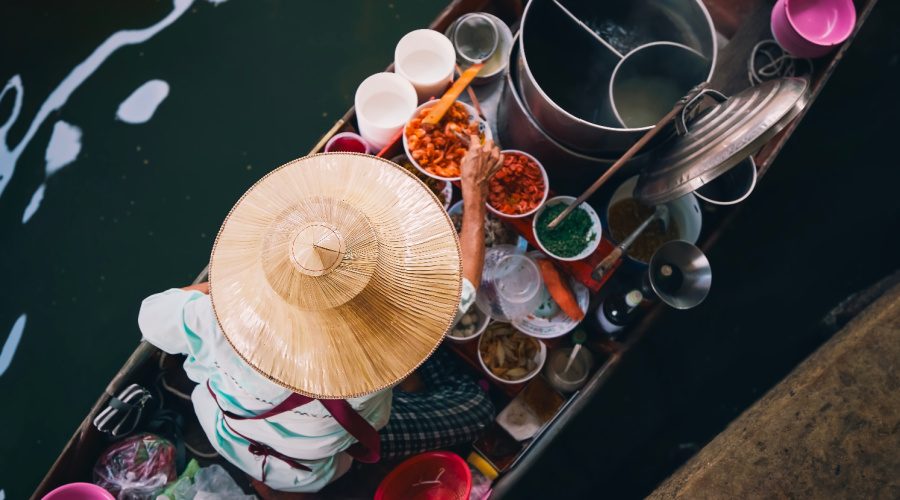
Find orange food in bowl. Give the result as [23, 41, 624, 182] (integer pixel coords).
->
[488, 152, 546, 215]
[405, 102, 482, 179]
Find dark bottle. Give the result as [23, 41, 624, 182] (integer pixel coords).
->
[634, 273, 657, 308]
[594, 289, 643, 337]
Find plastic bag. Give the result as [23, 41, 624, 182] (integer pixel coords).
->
[94, 433, 177, 500]
[169, 465, 256, 500]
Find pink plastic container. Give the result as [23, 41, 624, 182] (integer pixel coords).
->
[771, 0, 856, 58]
[42, 483, 116, 500]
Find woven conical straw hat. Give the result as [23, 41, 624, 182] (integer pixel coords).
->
[209, 153, 462, 399]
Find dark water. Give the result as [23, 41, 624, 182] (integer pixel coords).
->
[0, 1, 441, 496]
[4, 1, 898, 498]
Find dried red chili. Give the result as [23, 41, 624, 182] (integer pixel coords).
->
[487, 152, 546, 215]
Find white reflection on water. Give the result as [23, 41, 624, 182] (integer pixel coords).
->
[45, 121, 83, 177]
[117, 80, 170, 124]
[1, 0, 227, 378]
[22, 184, 45, 224]
[0, 0, 193, 217]
[0, 315, 25, 378]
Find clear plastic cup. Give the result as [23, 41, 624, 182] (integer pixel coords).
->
[476, 246, 543, 321]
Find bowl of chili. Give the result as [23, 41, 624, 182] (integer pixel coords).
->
[403, 100, 491, 182]
[485, 150, 549, 219]
[532, 196, 603, 262]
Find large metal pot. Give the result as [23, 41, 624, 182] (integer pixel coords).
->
[518, 0, 717, 155]
[498, 34, 619, 193]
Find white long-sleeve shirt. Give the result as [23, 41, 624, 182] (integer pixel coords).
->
[138, 279, 475, 492]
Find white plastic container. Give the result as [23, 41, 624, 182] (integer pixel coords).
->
[532, 196, 603, 262]
[444, 306, 491, 343]
[394, 29, 456, 103]
[477, 324, 547, 385]
[354, 73, 418, 151]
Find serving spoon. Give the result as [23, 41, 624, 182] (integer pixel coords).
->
[591, 205, 669, 281]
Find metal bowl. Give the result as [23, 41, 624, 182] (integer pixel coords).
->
[498, 33, 616, 175]
[517, 0, 717, 155]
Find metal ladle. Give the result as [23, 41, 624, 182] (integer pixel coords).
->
[591, 205, 669, 281]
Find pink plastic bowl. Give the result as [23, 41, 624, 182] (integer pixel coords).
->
[42, 483, 116, 500]
[771, 0, 856, 58]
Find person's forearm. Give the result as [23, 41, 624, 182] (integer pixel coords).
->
[460, 195, 487, 290]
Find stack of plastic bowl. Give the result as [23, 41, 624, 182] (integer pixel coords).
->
[476, 246, 543, 322]
[771, 0, 856, 58]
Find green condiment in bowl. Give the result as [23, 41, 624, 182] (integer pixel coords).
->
[535, 203, 596, 258]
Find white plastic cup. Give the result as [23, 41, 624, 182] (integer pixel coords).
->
[354, 73, 418, 151]
[394, 29, 456, 103]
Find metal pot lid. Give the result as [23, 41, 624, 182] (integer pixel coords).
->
[634, 77, 811, 205]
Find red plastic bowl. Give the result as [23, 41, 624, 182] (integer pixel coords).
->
[375, 451, 472, 500]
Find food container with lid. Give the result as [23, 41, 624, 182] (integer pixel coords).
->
[476, 246, 543, 322]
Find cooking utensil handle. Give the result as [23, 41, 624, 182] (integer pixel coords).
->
[422, 63, 486, 126]
[546, 105, 681, 229]
[547, 82, 710, 230]
[592, 246, 624, 282]
[457, 64, 487, 121]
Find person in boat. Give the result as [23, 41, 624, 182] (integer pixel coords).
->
[138, 138, 504, 493]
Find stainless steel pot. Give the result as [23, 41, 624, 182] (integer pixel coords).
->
[518, 0, 717, 155]
[498, 34, 616, 177]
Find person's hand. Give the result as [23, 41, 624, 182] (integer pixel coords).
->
[459, 135, 504, 202]
[181, 282, 210, 295]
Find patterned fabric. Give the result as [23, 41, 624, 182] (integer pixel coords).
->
[380, 349, 496, 459]
[139, 279, 478, 492]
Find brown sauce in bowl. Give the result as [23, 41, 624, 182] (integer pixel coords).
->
[608, 198, 680, 263]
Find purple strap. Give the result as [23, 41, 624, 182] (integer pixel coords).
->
[205, 381, 381, 480]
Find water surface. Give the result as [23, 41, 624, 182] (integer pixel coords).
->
[0, 0, 442, 496]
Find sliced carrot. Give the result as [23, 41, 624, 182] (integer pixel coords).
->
[537, 259, 584, 322]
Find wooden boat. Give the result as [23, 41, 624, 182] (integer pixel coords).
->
[32, 0, 878, 498]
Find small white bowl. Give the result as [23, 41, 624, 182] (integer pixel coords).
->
[477, 323, 547, 385]
[532, 196, 603, 261]
[485, 150, 549, 219]
[402, 100, 492, 182]
[445, 306, 491, 343]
